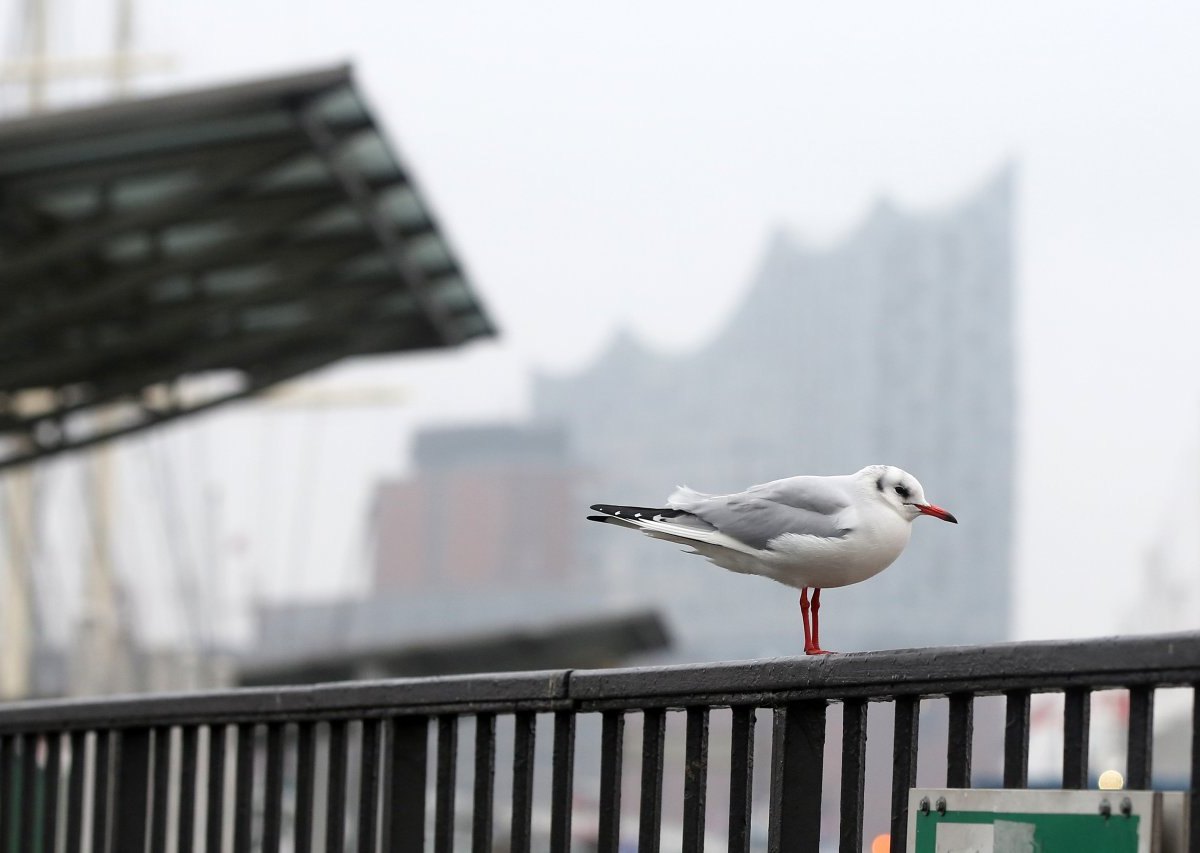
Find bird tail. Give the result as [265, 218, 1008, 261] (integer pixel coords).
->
[587, 504, 714, 555]
[588, 501, 765, 567]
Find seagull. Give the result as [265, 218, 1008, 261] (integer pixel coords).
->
[587, 465, 957, 655]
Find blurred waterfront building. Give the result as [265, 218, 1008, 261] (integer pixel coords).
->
[534, 166, 1017, 659]
[372, 423, 577, 591]
[245, 427, 666, 686]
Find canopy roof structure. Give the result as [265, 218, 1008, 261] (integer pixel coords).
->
[0, 65, 494, 469]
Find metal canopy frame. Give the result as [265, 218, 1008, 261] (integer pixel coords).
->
[0, 65, 494, 468]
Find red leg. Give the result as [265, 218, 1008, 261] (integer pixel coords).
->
[807, 588, 833, 655]
[812, 588, 823, 650]
[799, 589, 813, 653]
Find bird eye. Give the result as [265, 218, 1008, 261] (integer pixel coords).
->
[894, 485, 910, 499]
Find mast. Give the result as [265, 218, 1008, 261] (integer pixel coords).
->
[0, 0, 170, 697]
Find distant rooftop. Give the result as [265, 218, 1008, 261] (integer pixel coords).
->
[413, 422, 569, 469]
[0, 65, 494, 468]
[243, 586, 669, 684]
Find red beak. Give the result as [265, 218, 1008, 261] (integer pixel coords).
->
[916, 503, 958, 523]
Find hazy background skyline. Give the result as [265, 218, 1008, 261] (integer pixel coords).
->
[7, 0, 1200, 646]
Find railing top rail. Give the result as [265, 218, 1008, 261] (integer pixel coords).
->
[0, 670, 571, 732]
[3, 631, 1199, 732]
[574, 630, 1200, 703]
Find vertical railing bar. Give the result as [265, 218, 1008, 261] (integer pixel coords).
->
[261, 725, 285, 853]
[205, 725, 227, 853]
[888, 697, 920, 853]
[769, 701, 826, 853]
[549, 710, 576, 853]
[64, 732, 86, 853]
[433, 716, 457, 853]
[92, 730, 112, 853]
[767, 711, 783, 853]
[1126, 685, 1154, 790]
[294, 722, 317, 853]
[1189, 683, 1199, 853]
[727, 707, 755, 853]
[638, 708, 665, 853]
[471, 714, 496, 853]
[42, 734, 63, 853]
[0, 735, 11, 853]
[178, 727, 198, 853]
[1002, 689, 1031, 788]
[385, 717, 429, 853]
[681, 707, 710, 853]
[1062, 688, 1091, 789]
[509, 713, 536, 853]
[326, 720, 348, 853]
[358, 719, 383, 853]
[149, 727, 172, 853]
[839, 699, 868, 853]
[232, 724, 256, 853]
[112, 728, 151, 853]
[946, 693, 974, 788]
[596, 711, 624, 853]
[18, 734, 37, 853]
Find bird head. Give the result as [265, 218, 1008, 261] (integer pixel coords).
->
[861, 465, 958, 524]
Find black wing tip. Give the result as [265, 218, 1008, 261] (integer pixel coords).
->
[586, 514, 609, 523]
[590, 503, 629, 517]
[589, 503, 683, 519]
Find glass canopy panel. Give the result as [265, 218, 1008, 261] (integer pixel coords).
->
[378, 185, 429, 229]
[406, 232, 453, 271]
[241, 302, 312, 331]
[204, 264, 278, 295]
[339, 132, 398, 177]
[311, 85, 368, 125]
[103, 233, 154, 264]
[253, 153, 332, 191]
[293, 204, 366, 237]
[33, 185, 101, 219]
[111, 172, 201, 211]
[161, 221, 239, 255]
[429, 274, 476, 311]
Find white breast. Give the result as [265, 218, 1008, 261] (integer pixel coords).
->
[754, 503, 912, 590]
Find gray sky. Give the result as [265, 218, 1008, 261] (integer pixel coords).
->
[11, 1, 1200, 644]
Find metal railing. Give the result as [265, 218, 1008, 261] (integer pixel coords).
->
[1, 631, 1199, 852]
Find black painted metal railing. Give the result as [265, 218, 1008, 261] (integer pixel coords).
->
[1, 632, 1199, 852]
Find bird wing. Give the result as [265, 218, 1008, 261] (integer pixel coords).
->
[667, 476, 856, 550]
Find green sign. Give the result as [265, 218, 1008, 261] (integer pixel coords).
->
[914, 810, 1140, 852]
[906, 789, 1188, 853]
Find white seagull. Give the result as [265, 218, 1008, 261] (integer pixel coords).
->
[587, 464, 957, 655]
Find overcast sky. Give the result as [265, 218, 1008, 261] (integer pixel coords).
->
[8, 1, 1200, 645]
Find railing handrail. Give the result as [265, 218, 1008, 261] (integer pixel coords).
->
[3, 631, 1199, 732]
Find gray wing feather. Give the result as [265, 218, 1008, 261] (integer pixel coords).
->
[670, 476, 855, 550]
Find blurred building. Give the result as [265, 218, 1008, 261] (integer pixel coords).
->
[244, 424, 666, 685]
[372, 424, 576, 591]
[535, 166, 1017, 658]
